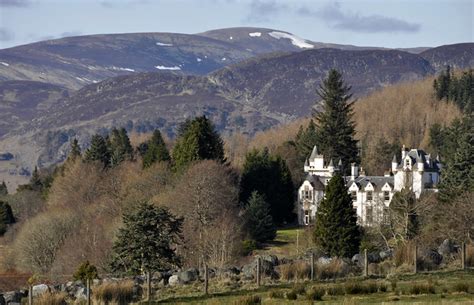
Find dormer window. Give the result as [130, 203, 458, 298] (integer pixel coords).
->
[367, 191, 373, 201]
[405, 159, 410, 167]
[384, 191, 390, 201]
[351, 191, 357, 201]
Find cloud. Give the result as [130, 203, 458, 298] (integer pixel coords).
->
[298, 2, 421, 33]
[0, 0, 30, 7]
[245, 0, 288, 23]
[0, 28, 14, 41]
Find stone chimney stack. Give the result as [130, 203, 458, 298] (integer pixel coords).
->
[351, 163, 358, 180]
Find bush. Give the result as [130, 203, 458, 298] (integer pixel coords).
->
[292, 283, 306, 295]
[366, 281, 379, 293]
[394, 242, 415, 267]
[241, 239, 258, 256]
[316, 258, 350, 279]
[327, 285, 345, 296]
[94, 280, 135, 305]
[286, 290, 297, 300]
[268, 290, 284, 299]
[451, 282, 469, 293]
[409, 283, 435, 295]
[34, 292, 67, 305]
[73, 261, 98, 282]
[379, 283, 388, 292]
[390, 279, 397, 291]
[344, 282, 364, 294]
[233, 295, 261, 305]
[279, 263, 294, 281]
[306, 287, 325, 301]
[294, 261, 311, 280]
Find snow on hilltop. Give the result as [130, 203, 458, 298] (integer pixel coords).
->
[249, 32, 262, 37]
[155, 65, 181, 70]
[268, 31, 314, 49]
[156, 42, 173, 46]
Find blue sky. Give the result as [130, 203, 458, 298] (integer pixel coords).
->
[0, 0, 472, 49]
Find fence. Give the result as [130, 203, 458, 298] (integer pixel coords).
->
[2, 242, 472, 304]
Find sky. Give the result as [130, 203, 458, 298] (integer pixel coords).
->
[0, 0, 472, 49]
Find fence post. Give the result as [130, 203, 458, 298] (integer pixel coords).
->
[414, 244, 418, 274]
[86, 278, 91, 305]
[146, 271, 151, 303]
[256, 256, 261, 287]
[28, 285, 32, 305]
[364, 248, 368, 277]
[204, 264, 209, 295]
[310, 253, 315, 281]
[461, 242, 466, 270]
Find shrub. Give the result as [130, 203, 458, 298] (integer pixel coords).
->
[390, 279, 397, 291]
[286, 290, 297, 300]
[94, 280, 135, 305]
[316, 258, 350, 279]
[306, 287, 325, 301]
[327, 285, 345, 296]
[366, 281, 379, 293]
[241, 239, 258, 256]
[268, 290, 284, 299]
[279, 264, 294, 281]
[73, 260, 98, 282]
[379, 283, 388, 292]
[293, 283, 306, 295]
[294, 261, 311, 280]
[34, 292, 67, 305]
[344, 282, 364, 294]
[409, 283, 435, 295]
[394, 242, 415, 267]
[451, 282, 469, 293]
[233, 295, 261, 305]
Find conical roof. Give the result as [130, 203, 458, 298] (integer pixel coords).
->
[309, 145, 319, 159]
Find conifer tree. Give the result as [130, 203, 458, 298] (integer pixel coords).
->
[239, 148, 295, 224]
[313, 69, 359, 174]
[243, 191, 276, 243]
[109, 128, 133, 167]
[110, 202, 183, 274]
[68, 138, 81, 161]
[84, 134, 110, 167]
[0, 181, 7, 196]
[0, 201, 14, 236]
[313, 174, 360, 257]
[172, 116, 225, 171]
[295, 119, 318, 162]
[438, 117, 474, 202]
[142, 129, 170, 169]
[30, 166, 43, 191]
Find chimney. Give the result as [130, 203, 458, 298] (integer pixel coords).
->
[391, 154, 398, 172]
[401, 145, 407, 159]
[351, 163, 358, 180]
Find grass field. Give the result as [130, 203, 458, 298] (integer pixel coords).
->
[147, 270, 474, 304]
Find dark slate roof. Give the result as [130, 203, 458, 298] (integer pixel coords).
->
[347, 176, 394, 191]
[305, 174, 325, 190]
[399, 149, 441, 172]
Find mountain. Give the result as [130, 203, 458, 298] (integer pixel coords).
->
[420, 43, 474, 72]
[0, 48, 435, 177]
[0, 27, 372, 90]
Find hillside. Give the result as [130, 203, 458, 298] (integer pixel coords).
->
[420, 43, 474, 72]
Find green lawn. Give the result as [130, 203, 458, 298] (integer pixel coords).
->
[146, 270, 474, 305]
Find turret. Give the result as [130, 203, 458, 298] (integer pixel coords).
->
[350, 163, 358, 180]
[391, 154, 398, 172]
[328, 159, 335, 173]
[417, 155, 424, 172]
[401, 145, 407, 159]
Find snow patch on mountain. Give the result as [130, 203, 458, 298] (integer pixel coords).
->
[249, 32, 261, 37]
[110, 66, 135, 72]
[268, 31, 313, 49]
[0, 62, 9, 67]
[156, 42, 173, 46]
[155, 65, 181, 70]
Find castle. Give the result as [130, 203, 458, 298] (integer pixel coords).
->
[297, 145, 441, 226]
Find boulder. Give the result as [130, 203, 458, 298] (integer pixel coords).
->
[216, 266, 240, 279]
[379, 249, 393, 260]
[317, 256, 332, 265]
[420, 249, 443, 268]
[168, 275, 180, 286]
[3, 291, 22, 303]
[351, 254, 361, 264]
[75, 287, 88, 300]
[260, 254, 279, 266]
[242, 258, 277, 280]
[32, 284, 50, 297]
[178, 268, 199, 284]
[438, 239, 459, 257]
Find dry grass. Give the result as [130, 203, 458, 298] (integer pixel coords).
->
[466, 243, 474, 267]
[278, 261, 311, 281]
[93, 280, 135, 305]
[316, 258, 351, 279]
[394, 241, 416, 267]
[34, 292, 68, 305]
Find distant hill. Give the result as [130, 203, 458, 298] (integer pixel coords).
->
[420, 43, 474, 72]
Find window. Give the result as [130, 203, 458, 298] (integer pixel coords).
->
[405, 159, 410, 167]
[304, 185, 312, 199]
[304, 210, 310, 225]
[366, 206, 373, 224]
[367, 191, 373, 201]
[384, 191, 390, 201]
[351, 191, 357, 201]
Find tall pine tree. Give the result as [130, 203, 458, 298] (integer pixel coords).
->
[0, 181, 7, 196]
[142, 129, 170, 169]
[172, 116, 225, 171]
[84, 134, 111, 167]
[313, 174, 361, 257]
[0, 200, 14, 236]
[109, 128, 134, 167]
[313, 69, 359, 174]
[243, 191, 277, 243]
[239, 148, 295, 224]
[295, 119, 318, 162]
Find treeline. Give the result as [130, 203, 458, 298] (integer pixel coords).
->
[433, 66, 473, 113]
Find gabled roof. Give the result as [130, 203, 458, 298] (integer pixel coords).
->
[305, 174, 325, 190]
[347, 176, 394, 191]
